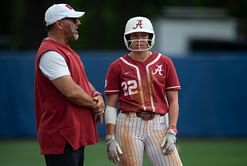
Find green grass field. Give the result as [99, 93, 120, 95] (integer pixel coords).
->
[0, 139, 247, 166]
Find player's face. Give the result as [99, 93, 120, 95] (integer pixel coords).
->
[129, 32, 150, 51]
[61, 18, 81, 41]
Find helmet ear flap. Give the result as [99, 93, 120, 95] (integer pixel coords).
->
[123, 34, 131, 50]
[148, 33, 153, 46]
[126, 34, 131, 47]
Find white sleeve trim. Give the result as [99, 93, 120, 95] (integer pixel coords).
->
[39, 51, 71, 80]
[166, 86, 181, 90]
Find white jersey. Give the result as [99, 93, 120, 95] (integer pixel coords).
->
[39, 51, 70, 80]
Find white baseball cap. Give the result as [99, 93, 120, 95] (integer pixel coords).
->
[45, 3, 85, 26]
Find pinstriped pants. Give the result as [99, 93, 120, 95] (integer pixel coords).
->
[115, 112, 183, 166]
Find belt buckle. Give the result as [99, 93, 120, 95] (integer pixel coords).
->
[136, 112, 155, 120]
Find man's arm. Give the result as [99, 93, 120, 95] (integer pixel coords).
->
[89, 82, 105, 114]
[88, 81, 105, 124]
[51, 75, 97, 109]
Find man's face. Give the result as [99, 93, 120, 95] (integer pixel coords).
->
[60, 18, 81, 41]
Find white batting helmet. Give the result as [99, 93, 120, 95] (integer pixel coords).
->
[124, 16, 155, 51]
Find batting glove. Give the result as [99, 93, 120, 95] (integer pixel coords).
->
[161, 127, 177, 155]
[106, 135, 123, 163]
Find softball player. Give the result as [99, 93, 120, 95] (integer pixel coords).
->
[104, 16, 183, 166]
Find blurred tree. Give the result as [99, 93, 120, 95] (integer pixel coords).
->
[1, 0, 247, 50]
[0, 1, 11, 49]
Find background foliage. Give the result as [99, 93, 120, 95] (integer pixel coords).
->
[0, 0, 246, 50]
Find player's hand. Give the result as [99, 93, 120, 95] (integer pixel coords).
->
[106, 135, 123, 163]
[161, 128, 177, 155]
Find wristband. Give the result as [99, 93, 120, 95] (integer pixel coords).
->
[106, 134, 115, 141]
[105, 105, 117, 125]
[168, 125, 177, 134]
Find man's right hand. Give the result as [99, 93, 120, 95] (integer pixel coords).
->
[106, 135, 123, 163]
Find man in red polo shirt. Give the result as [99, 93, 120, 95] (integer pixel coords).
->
[34, 3, 104, 166]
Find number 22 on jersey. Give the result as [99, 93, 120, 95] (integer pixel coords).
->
[121, 80, 138, 96]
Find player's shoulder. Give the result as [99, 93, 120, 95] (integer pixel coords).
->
[107, 54, 129, 72]
[110, 53, 129, 65]
[154, 52, 173, 62]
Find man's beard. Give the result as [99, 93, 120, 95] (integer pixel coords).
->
[73, 33, 79, 41]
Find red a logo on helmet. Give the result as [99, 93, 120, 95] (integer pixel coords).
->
[133, 19, 143, 29]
